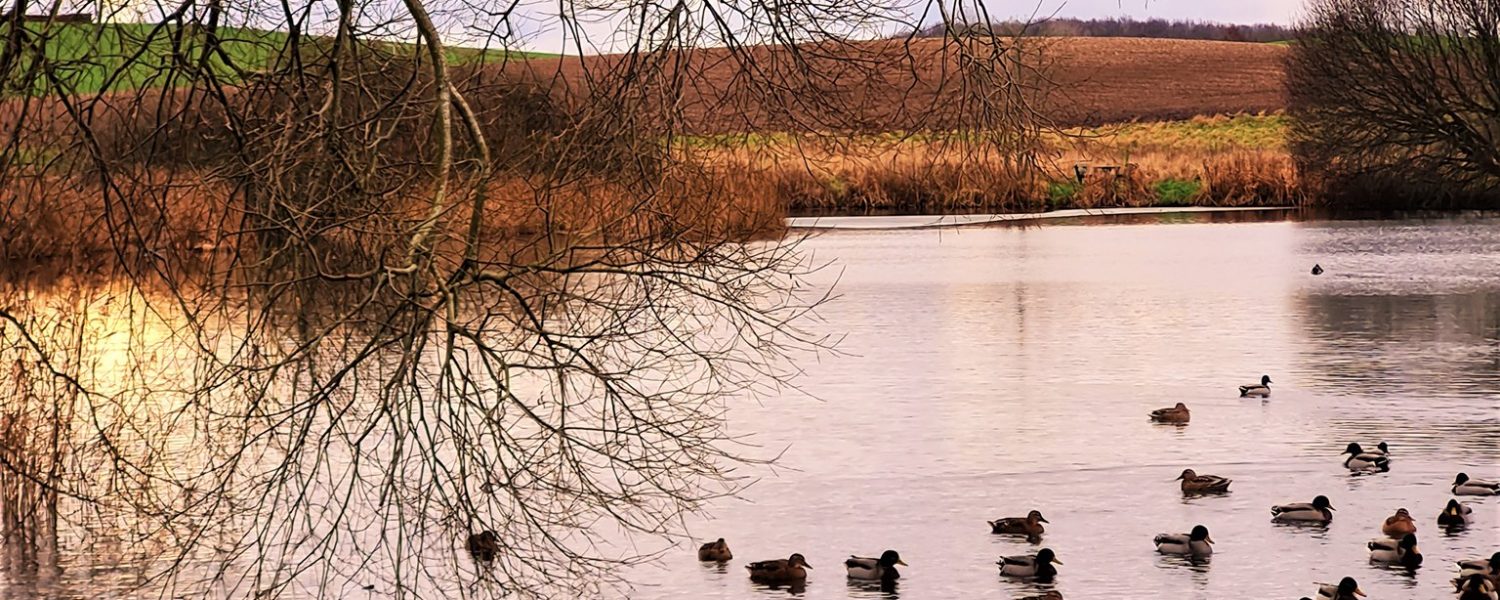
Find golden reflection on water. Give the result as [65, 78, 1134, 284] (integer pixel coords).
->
[3, 214, 1500, 599]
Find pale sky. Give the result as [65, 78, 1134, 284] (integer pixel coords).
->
[509, 0, 1310, 55]
[1022, 0, 1304, 25]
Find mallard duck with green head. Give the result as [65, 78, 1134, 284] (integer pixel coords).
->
[1314, 577, 1366, 599]
[1368, 533, 1422, 569]
[997, 548, 1061, 580]
[1458, 552, 1500, 583]
[1457, 573, 1498, 600]
[1439, 499, 1475, 526]
[1154, 525, 1213, 557]
[844, 550, 904, 582]
[1343, 443, 1390, 473]
[1453, 473, 1500, 495]
[1272, 495, 1335, 523]
[1239, 375, 1271, 397]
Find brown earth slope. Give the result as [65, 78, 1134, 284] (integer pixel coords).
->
[1041, 37, 1287, 124]
[504, 36, 1288, 133]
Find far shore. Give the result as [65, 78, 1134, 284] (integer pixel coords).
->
[786, 206, 1294, 230]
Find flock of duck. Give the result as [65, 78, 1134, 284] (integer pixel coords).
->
[669, 375, 1500, 599]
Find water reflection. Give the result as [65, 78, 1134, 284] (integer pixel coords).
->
[6, 214, 1500, 599]
[751, 580, 806, 596]
[845, 578, 899, 598]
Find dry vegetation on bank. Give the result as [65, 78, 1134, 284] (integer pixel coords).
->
[0, 112, 1297, 260]
[688, 113, 1298, 215]
[0, 34, 1298, 260]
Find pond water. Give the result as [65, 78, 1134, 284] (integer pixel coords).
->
[623, 213, 1500, 600]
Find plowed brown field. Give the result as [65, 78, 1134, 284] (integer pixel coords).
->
[504, 36, 1287, 133]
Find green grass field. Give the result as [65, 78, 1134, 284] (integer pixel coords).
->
[2, 21, 550, 95]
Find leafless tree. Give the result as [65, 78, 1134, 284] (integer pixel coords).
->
[1287, 0, 1500, 207]
[0, 0, 1051, 597]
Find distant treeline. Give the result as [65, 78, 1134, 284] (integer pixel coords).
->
[917, 17, 1297, 43]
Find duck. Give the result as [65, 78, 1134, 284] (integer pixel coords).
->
[1272, 495, 1335, 523]
[1176, 468, 1232, 493]
[1150, 402, 1191, 423]
[1368, 533, 1423, 568]
[1019, 592, 1064, 600]
[698, 538, 732, 562]
[1439, 499, 1475, 526]
[1457, 574, 1499, 600]
[1381, 508, 1417, 537]
[997, 548, 1062, 579]
[466, 530, 501, 562]
[1154, 524, 1213, 557]
[845, 549, 905, 582]
[1239, 375, 1272, 397]
[1312, 264, 1324, 275]
[746, 553, 811, 583]
[989, 510, 1048, 537]
[1457, 552, 1500, 581]
[1343, 443, 1391, 472]
[1453, 473, 1500, 496]
[1315, 577, 1366, 599]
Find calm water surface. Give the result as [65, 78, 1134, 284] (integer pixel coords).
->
[624, 214, 1500, 600]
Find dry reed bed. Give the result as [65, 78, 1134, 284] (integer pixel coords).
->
[0, 138, 1297, 261]
[0, 169, 787, 262]
[692, 136, 1301, 215]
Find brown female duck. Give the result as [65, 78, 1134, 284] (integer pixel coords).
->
[989, 510, 1048, 538]
[747, 553, 812, 583]
[1176, 469, 1232, 493]
[1150, 403, 1191, 423]
[698, 538, 732, 562]
[1381, 508, 1417, 537]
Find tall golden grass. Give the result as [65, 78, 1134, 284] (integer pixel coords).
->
[691, 114, 1302, 215]
[0, 168, 789, 262]
[0, 113, 1300, 261]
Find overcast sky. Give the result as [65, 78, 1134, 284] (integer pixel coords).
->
[1022, 0, 1304, 24]
[509, 0, 1309, 54]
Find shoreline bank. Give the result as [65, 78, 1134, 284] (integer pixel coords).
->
[786, 206, 1295, 230]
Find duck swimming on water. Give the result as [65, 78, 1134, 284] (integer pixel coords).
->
[1381, 508, 1417, 537]
[1343, 443, 1391, 473]
[1458, 552, 1500, 583]
[989, 510, 1048, 538]
[1439, 499, 1475, 526]
[1453, 473, 1500, 496]
[1368, 533, 1423, 569]
[1272, 495, 1335, 523]
[998, 548, 1062, 580]
[698, 538, 732, 562]
[1154, 525, 1214, 557]
[1150, 402, 1191, 423]
[1457, 573, 1498, 600]
[1314, 577, 1366, 599]
[746, 553, 811, 583]
[845, 550, 905, 582]
[1312, 264, 1325, 275]
[1176, 469, 1232, 493]
[1239, 375, 1272, 397]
